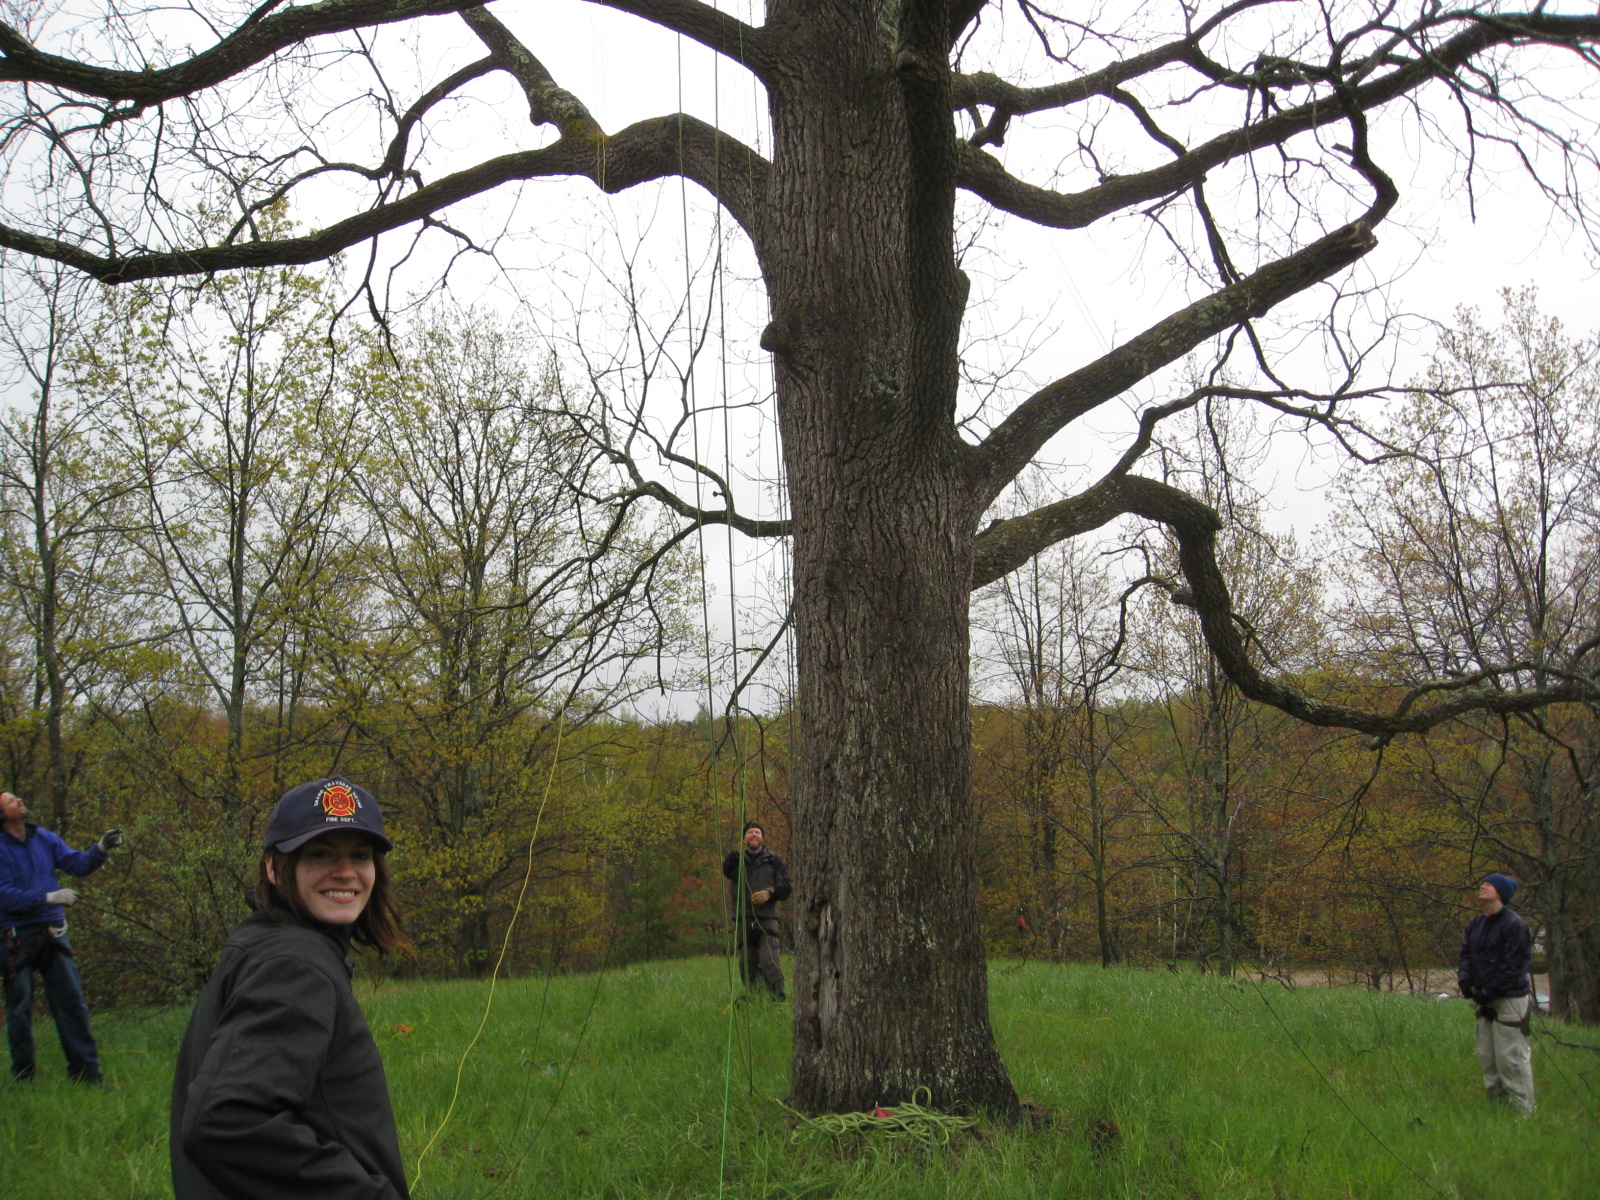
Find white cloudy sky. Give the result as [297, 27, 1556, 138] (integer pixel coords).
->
[7, 1, 1597, 718]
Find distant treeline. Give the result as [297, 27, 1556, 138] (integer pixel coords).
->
[13, 688, 1598, 1030]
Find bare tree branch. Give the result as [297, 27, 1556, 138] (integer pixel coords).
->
[0, 114, 769, 281]
[977, 472, 1599, 736]
[955, 12, 1600, 230]
[969, 213, 1386, 502]
[1142, 478, 1600, 739]
[463, 7, 601, 133]
[585, 0, 772, 76]
[0, 0, 488, 104]
[952, 0, 1274, 115]
[612, 477, 789, 540]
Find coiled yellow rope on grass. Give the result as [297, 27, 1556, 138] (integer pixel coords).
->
[785, 1087, 978, 1147]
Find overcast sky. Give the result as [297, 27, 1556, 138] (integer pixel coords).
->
[6, 1, 1597, 721]
[459, 2, 1598, 719]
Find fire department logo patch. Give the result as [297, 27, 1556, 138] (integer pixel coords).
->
[319, 781, 359, 818]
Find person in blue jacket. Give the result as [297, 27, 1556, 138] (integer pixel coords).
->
[1458, 872, 1535, 1114]
[0, 788, 122, 1082]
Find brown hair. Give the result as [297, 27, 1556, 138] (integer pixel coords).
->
[254, 836, 411, 954]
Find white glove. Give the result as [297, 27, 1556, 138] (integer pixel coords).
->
[45, 888, 80, 907]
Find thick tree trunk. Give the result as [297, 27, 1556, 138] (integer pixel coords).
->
[785, 449, 1013, 1110]
[766, 0, 1016, 1114]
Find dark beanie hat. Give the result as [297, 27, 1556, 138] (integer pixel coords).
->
[264, 777, 392, 853]
[1484, 873, 1519, 904]
[742, 820, 763, 835]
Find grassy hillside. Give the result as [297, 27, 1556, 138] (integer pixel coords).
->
[5, 957, 1597, 1199]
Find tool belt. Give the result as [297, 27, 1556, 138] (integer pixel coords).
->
[1476, 1001, 1532, 1033]
[2, 922, 70, 985]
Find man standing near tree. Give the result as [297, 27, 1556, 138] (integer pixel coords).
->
[722, 821, 791, 1000]
[1458, 873, 1535, 1115]
[0, 789, 122, 1083]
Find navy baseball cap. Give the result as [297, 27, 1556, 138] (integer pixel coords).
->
[264, 777, 392, 853]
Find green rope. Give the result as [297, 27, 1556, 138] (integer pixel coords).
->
[783, 1088, 979, 1147]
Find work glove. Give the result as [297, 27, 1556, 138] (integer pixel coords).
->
[45, 888, 80, 907]
[1477, 1003, 1498, 1022]
[750, 889, 772, 906]
[99, 828, 124, 851]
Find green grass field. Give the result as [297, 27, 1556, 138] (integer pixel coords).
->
[5, 957, 1598, 1199]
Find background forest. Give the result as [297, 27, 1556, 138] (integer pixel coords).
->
[2, 251, 1596, 1027]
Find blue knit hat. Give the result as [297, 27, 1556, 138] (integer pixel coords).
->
[1484, 873, 1518, 904]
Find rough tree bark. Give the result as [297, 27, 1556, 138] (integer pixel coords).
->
[758, 0, 1015, 1111]
[2, 0, 1600, 1109]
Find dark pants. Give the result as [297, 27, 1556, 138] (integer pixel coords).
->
[736, 916, 785, 999]
[4, 924, 101, 1082]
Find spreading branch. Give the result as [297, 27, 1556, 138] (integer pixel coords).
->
[976, 474, 1600, 739]
[951, 0, 1273, 116]
[0, 115, 769, 282]
[463, 7, 601, 133]
[612, 477, 789, 541]
[969, 212, 1385, 502]
[0, 0, 488, 104]
[586, 0, 772, 77]
[955, 12, 1600, 230]
[1149, 478, 1600, 739]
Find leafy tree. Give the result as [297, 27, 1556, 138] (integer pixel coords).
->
[1334, 290, 1600, 1020]
[4, 0, 1600, 1109]
[78, 242, 361, 821]
[0, 259, 144, 832]
[1129, 409, 1334, 975]
[341, 305, 695, 974]
[973, 481, 1147, 965]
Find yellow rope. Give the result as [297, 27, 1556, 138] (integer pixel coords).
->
[784, 1088, 978, 1147]
[411, 710, 567, 1191]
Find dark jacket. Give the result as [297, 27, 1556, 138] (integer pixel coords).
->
[722, 847, 791, 920]
[171, 912, 408, 1200]
[1459, 906, 1533, 1002]
[0, 822, 106, 928]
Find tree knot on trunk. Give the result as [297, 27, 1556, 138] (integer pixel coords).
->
[895, 46, 929, 79]
[760, 315, 797, 356]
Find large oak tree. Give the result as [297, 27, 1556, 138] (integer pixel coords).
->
[4, 0, 1599, 1112]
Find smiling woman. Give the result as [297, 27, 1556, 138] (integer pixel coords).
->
[168, 779, 412, 1200]
[282, 833, 379, 926]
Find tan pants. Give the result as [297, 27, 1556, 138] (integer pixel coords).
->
[1475, 994, 1535, 1114]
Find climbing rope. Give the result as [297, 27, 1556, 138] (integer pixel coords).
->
[784, 1088, 979, 1147]
[1244, 973, 1452, 1199]
[411, 709, 567, 1191]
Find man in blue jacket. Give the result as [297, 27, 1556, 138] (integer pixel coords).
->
[1458, 872, 1535, 1115]
[1, 789, 122, 1082]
